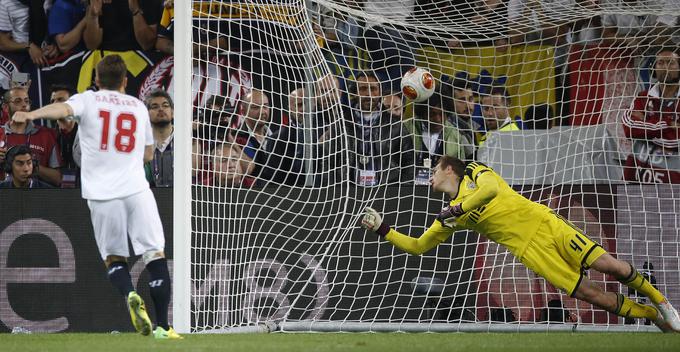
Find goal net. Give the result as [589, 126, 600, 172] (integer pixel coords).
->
[173, 0, 680, 333]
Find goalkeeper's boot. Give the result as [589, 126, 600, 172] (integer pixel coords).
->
[655, 300, 680, 332]
[654, 308, 674, 333]
[154, 326, 184, 340]
[127, 291, 152, 336]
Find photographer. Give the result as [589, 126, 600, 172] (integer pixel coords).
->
[1, 86, 63, 186]
[0, 144, 52, 188]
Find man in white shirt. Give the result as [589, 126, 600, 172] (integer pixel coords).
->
[11, 54, 182, 340]
[0, 0, 55, 67]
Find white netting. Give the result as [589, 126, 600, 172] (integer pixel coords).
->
[181, 0, 680, 332]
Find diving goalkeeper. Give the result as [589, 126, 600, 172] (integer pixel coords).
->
[361, 156, 680, 332]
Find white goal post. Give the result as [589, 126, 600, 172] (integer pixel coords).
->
[173, 0, 680, 333]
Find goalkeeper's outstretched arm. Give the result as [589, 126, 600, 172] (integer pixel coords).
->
[361, 207, 454, 255]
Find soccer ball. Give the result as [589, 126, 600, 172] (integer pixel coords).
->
[401, 67, 435, 102]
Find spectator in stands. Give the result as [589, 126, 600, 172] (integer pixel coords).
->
[315, 75, 351, 186]
[48, 0, 87, 55]
[445, 79, 480, 159]
[209, 142, 245, 188]
[524, 104, 554, 129]
[569, 0, 602, 44]
[260, 88, 310, 187]
[156, 0, 229, 59]
[0, 0, 58, 67]
[191, 134, 210, 185]
[406, 91, 467, 184]
[234, 89, 271, 186]
[194, 95, 223, 139]
[315, 74, 343, 136]
[318, 4, 359, 48]
[316, 74, 341, 113]
[346, 71, 413, 186]
[383, 93, 403, 120]
[0, 144, 51, 188]
[83, 0, 162, 51]
[195, 95, 255, 180]
[155, 0, 173, 55]
[50, 84, 79, 187]
[316, 6, 363, 93]
[434, 0, 509, 49]
[289, 88, 306, 123]
[145, 89, 174, 188]
[204, 95, 232, 128]
[601, 0, 678, 49]
[361, 1, 418, 92]
[478, 87, 520, 147]
[235, 88, 271, 150]
[623, 47, 680, 183]
[1, 71, 32, 126]
[507, 0, 571, 45]
[1, 86, 62, 186]
[198, 95, 236, 142]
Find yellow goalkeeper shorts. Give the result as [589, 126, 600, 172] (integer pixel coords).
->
[519, 212, 607, 296]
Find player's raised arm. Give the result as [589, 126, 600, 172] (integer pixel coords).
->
[361, 207, 454, 255]
[12, 102, 74, 123]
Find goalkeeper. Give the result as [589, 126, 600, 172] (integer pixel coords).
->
[361, 156, 680, 332]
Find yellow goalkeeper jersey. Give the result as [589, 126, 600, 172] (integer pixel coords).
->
[385, 162, 554, 259]
[450, 162, 553, 258]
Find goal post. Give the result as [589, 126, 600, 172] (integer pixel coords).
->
[172, 0, 193, 334]
[173, 0, 680, 333]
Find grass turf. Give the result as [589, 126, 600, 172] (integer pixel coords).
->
[2, 332, 680, 352]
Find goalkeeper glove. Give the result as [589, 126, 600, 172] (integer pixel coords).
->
[436, 203, 464, 228]
[361, 207, 391, 237]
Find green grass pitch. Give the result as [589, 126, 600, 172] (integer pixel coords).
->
[2, 332, 680, 352]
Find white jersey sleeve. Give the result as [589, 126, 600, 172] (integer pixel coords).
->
[145, 111, 153, 146]
[65, 93, 86, 123]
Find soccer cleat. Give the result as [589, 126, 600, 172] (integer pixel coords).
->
[655, 301, 680, 332]
[154, 326, 184, 340]
[654, 308, 674, 333]
[127, 292, 152, 336]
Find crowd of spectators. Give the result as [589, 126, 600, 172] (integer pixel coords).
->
[0, 0, 679, 188]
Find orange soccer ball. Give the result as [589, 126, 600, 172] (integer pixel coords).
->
[401, 67, 435, 102]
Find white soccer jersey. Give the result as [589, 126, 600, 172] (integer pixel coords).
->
[66, 90, 153, 200]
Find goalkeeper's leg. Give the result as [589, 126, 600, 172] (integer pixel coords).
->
[572, 276, 670, 330]
[586, 253, 680, 332]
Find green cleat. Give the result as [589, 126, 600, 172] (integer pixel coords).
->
[127, 292, 152, 336]
[154, 326, 184, 339]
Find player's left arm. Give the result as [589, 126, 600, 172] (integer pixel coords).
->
[12, 103, 74, 122]
[438, 165, 500, 221]
[458, 171, 498, 212]
[144, 145, 154, 163]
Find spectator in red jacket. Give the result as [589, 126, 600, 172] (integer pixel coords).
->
[623, 47, 680, 183]
[1, 86, 63, 186]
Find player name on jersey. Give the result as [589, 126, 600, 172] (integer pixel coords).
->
[95, 93, 141, 107]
